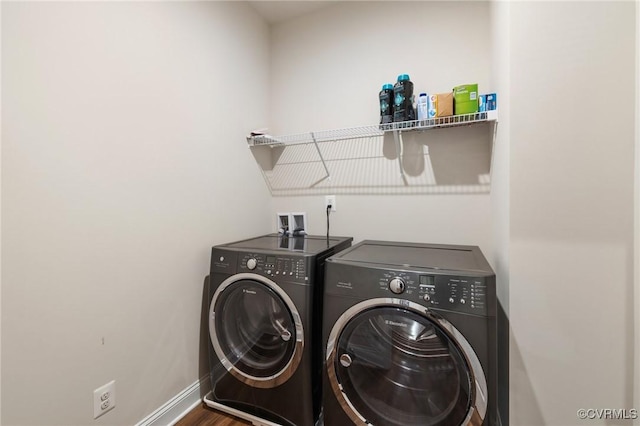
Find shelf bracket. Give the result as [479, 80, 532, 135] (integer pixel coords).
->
[310, 131, 331, 186]
[392, 130, 408, 186]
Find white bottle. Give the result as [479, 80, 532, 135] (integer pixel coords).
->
[417, 93, 429, 121]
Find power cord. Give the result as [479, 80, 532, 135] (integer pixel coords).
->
[326, 204, 332, 240]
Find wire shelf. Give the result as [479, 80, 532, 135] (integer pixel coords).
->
[246, 111, 497, 195]
[246, 111, 496, 147]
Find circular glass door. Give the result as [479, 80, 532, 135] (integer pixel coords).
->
[327, 300, 486, 426]
[210, 273, 303, 388]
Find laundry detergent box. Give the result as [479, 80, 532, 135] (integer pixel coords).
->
[453, 84, 479, 115]
[479, 93, 497, 112]
[427, 92, 454, 118]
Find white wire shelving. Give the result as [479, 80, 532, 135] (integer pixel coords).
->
[247, 111, 497, 147]
[246, 111, 498, 196]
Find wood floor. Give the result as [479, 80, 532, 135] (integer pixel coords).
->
[175, 402, 252, 426]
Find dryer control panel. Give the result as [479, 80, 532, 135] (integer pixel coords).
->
[414, 275, 488, 315]
[325, 262, 495, 316]
[370, 270, 490, 316]
[238, 253, 309, 283]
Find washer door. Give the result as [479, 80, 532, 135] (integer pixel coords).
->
[326, 298, 487, 426]
[210, 273, 304, 389]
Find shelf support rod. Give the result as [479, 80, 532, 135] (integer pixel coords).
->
[392, 130, 408, 186]
[310, 132, 331, 182]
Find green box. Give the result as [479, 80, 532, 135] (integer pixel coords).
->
[453, 84, 479, 115]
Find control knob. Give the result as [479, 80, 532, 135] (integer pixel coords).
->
[389, 278, 406, 294]
[246, 258, 257, 270]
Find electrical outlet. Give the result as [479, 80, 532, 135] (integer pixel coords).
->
[93, 380, 116, 419]
[325, 195, 336, 212]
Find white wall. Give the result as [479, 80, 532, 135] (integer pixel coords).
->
[0, 1, 3, 421]
[636, 1, 640, 421]
[489, 1, 510, 424]
[268, 1, 496, 253]
[1, 2, 271, 425]
[508, 2, 635, 425]
[269, 1, 492, 134]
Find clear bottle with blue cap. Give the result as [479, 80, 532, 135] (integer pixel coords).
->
[417, 93, 429, 121]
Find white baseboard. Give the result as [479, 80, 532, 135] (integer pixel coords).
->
[135, 375, 209, 426]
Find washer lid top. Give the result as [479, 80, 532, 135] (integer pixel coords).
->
[329, 240, 493, 274]
[221, 233, 352, 254]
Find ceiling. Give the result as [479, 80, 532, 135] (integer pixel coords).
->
[247, 1, 333, 24]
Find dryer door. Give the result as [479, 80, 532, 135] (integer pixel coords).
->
[210, 273, 304, 389]
[326, 298, 486, 426]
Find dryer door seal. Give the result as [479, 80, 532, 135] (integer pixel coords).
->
[326, 298, 487, 426]
[210, 273, 304, 389]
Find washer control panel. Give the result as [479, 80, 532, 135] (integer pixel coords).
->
[238, 253, 308, 283]
[377, 270, 488, 315]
